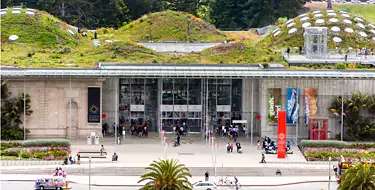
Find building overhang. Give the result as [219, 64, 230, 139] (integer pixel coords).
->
[1, 63, 374, 79]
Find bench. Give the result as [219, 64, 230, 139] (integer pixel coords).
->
[80, 155, 107, 159]
[78, 151, 107, 154]
[78, 150, 107, 159]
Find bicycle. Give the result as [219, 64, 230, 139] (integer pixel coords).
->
[229, 180, 241, 189]
[217, 177, 230, 185]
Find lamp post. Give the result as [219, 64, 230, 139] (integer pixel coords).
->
[69, 74, 72, 140]
[328, 156, 332, 190]
[250, 80, 254, 145]
[23, 73, 26, 140]
[341, 90, 344, 141]
[89, 156, 91, 190]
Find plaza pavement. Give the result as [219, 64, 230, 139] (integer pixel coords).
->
[1, 134, 336, 176]
[69, 134, 309, 167]
[1, 174, 337, 186]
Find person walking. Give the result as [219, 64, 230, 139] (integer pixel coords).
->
[204, 171, 210, 181]
[260, 153, 266, 164]
[286, 47, 290, 58]
[77, 153, 81, 165]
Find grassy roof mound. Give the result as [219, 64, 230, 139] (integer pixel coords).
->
[1, 8, 78, 47]
[116, 10, 227, 42]
[260, 10, 375, 49]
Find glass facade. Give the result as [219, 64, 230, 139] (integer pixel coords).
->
[119, 78, 242, 133]
[119, 79, 158, 131]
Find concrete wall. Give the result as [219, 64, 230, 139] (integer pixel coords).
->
[258, 79, 375, 140]
[102, 78, 118, 134]
[6, 79, 103, 139]
[242, 79, 261, 136]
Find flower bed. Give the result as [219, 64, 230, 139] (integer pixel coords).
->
[1, 140, 70, 160]
[301, 140, 375, 161]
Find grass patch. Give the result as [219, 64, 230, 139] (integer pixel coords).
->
[1, 156, 20, 160]
[259, 10, 375, 50]
[116, 10, 227, 42]
[334, 4, 375, 24]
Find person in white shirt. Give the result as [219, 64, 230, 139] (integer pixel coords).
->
[222, 127, 227, 138]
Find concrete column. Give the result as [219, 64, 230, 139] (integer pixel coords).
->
[102, 78, 116, 133]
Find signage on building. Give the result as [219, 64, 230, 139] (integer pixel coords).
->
[232, 120, 247, 124]
[286, 88, 300, 124]
[277, 110, 287, 159]
[256, 115, 261, 120]
[174, 105, 187, 112]
[268, 88, 281, 123]
[161, 105, 173, 112]
[188, 105, 202, 112]
[102, 113, 106, 119]
[130, 105, 145, 112]
[88, 87, 101, 123]
[304, 88, 318, 124]
[217, 105, 231, 112]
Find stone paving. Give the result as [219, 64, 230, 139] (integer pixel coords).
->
[70, 133, 308, 167]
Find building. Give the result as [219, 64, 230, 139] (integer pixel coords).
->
[2, 63, 375, 141]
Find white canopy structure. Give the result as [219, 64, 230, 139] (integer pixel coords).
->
[272, 28, 280, 34]
[302, 22, 311, 28]
[327, 13, 336, 17]
[298, 13, 307, 18]
[368, 24, 375, 29]
[333, 37, 342, 43]
[274, 31, 281, 37]
[8, 35, 19, 41]
[314, 14, 323, 18]
[285, 19, 294, 25]
[300, 17, 309, 22]
[331, 26, 340, 32]
[359, 32, 367, 37]
[344, 28, 354, 33]
[342, 14, 350, 18]
[315, 19, 325, 25]
[343, 19, 352, 25]
[354, 17, 364, 23]
[288, 28, 298, 34]
[287, 22, 296, 28]
[357, 23, 366, 30]
[329, 18, 339, 23]
[312, 11, 321, 14]
[25, 11, 35, 16]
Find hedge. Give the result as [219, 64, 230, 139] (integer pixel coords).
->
[22, 139, 71, 147]
[300, 140, 347, 148]
[1, 142, 22, 150]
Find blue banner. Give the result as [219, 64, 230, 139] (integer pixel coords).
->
[286, 88, 299, 124]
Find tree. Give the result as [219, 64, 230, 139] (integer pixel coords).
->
[138, 159, 192, 190]
[1, 80, 33, 140]
[329, 91, 375, 139]
[338, 162, 375, 190]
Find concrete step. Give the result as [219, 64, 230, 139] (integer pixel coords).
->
[1, 166, 330, 176]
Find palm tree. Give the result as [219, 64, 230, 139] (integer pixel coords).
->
[138, 159, 192, 190]
[338, 162, 375, 190]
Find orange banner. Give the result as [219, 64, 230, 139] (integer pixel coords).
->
[277, 110, 287, 159]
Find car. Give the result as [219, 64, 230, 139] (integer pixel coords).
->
[192, 181, 217, 190]
[34, 176, 71, 190]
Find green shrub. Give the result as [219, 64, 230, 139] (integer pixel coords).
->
[22, 139, 71, 147]
[20, 151, 32, 158]
[1, 142, 22, 150]
[1, 150, 20, 157]
[335, 63, 347, 70]
[300, 140, 347, 148]
[345, 143, 375, 148]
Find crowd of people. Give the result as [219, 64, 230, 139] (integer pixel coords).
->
[257, 136, 292, 154]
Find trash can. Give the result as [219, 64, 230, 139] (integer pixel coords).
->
[94, 135, 99, 145]
[117, 137, 121, 145]
[87, 135, 92, 145]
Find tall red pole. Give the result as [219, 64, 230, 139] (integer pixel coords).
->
[277, 110, 287, 159]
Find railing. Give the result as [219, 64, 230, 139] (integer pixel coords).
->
[0, 160, 112, 167]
